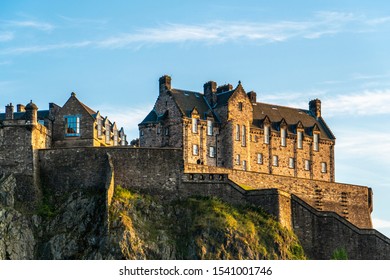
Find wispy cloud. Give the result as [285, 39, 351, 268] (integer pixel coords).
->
[0, 41, 92, 55]
[0, 32, 14, 42]
[2, 11, 390, 55]
[324, 90, 390, 116]
[97, 104, 153, 140]
[372, 217, 390, 229]
[2, 20, 54, 31]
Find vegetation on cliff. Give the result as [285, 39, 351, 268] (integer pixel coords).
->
[109, 186, 305, 260]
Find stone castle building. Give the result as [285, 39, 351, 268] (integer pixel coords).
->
[140, 75, 335, 182]
[139, 75, 373, 230]
[1, 78, 389, 259]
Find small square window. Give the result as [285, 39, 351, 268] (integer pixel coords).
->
[272, 155, 279, 166]
[209, 146, 215, 158]
[193, 144, 199, 155]
[289, 157, 295, 169]
[304, 160, 310, 171]
[321, 162, 327, 173]
[257, 153, 263, 164]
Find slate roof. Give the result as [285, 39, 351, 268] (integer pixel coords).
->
[252, 103, 335, 140]
[170, 89, 211, 119]
[0, 110, 49, 121]
[140, 84, 335, 140]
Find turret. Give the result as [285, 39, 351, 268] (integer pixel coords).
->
[5, 103, 14, 120]
[159, 75, 171, 95]
[309, 99, 321, 118]
[25, 100, 38, 124]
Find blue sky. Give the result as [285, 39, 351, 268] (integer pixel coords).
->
[1, 0, 390, 236]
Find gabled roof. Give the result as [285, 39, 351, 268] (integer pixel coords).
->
[170, 89, 211, 120]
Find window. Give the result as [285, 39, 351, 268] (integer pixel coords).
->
[236, 154, 240, 165]
[113, 130, 118, 146]
[209, 146, 215, 158]
[236, 124, 240, 140]
[297, 131, 303, 149]
[140, 129, 144, 136]
[254, 135, 258, 142]
[272, 155, 279, 166]
[207, 120, 213, 136]
[238, 102, 243, 111]
[105, 125, 111, 144]
[121, 134, 126, 146]
[304, 160, 310, 171]
[193, 144, 199, 155]
[257, 153, 263, 164]
[97, 118, 102, 138]
[192, 118, 198, 133]
[242, 125, 246, 146]
[264, 126, 270, 144]
[289, 157, 295, 169]
[165, 127, 169, 136]
[242, 160, 247, 171]
[65, 116, 80, 136]
[281, 128, 286, 147]
[313, 133, 319, 151]
[321, 162, 327, 173]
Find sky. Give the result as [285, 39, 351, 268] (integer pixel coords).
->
[1, 0, 390, 236]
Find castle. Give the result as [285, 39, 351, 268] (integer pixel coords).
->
[1, 77, 389, 259]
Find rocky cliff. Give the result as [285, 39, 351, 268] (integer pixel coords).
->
[0, 175, 305, 260]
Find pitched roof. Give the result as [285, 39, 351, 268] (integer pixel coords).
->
[252, 102, 335, 140]
[0, 110, 49, 121]
[170, 89, 212, 120]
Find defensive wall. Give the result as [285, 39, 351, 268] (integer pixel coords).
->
[185, 164, 372, 229]
[37, 147, 389, 259]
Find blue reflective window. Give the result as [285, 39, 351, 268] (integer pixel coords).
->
[65, 116, 80, 136]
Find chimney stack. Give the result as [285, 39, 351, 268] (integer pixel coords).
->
[247, 91, 257, 103]
[203, 81, 217, 106]
[5, 103, 14, 120]
[309, 99, 321, 118]
[159, 75, 171, 95]
[17, 104, 25, 112]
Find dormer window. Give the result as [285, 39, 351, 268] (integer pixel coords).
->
[238, 102, 243, 111]
[281, 127, 287, 147]
[297, 131, 303, 149]
[97, 118, 102, 138]
[105, 124, 111, 144]
[65, 115, 80, 137]
[192, 118, 198, 133]
[113, 129, 118, 146]
[264, 126, 270, 144]
[313, 133, 319, 151]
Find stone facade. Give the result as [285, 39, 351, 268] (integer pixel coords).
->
[140, 76, 335, 182]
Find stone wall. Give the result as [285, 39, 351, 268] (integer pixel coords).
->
[292, 195, 390, 259]
[184, 163, 372, 229]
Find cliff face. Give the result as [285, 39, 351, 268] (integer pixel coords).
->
[0, 176, 305, 260]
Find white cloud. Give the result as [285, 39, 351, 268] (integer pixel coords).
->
[324, 90, 390, 116]
[96, 104, 153, 140]
[3, 20, 54, 31]
[0, 32, 14, 42]
[0, 41, 92, 55]
[372, 217, 390, 229]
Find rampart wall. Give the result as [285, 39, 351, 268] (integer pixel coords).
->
[37, 147, 389, 259]
[185, 163, 372, 229]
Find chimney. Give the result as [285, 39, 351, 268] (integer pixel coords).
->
[5, 103, 14, 120]
[159, 75, 171, 95]
[17, 104, 25, 112]
[247, 91, 257, 103]
[216, 84, 233, 93]
[25, 100, 38, 124]
[309, 99, 321, 118]
[203, 81, 217, 106]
